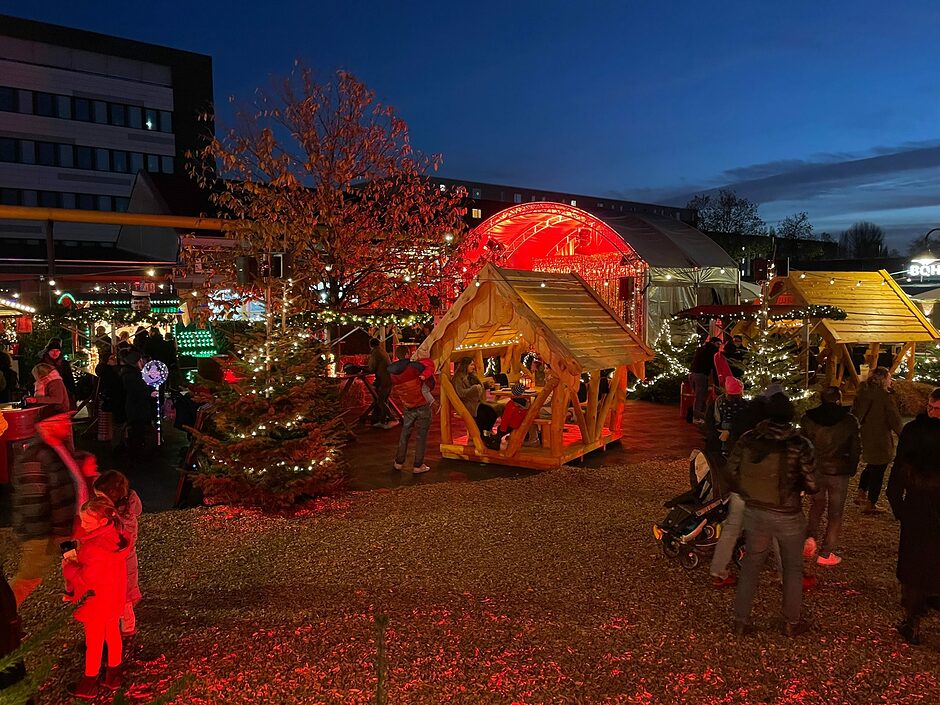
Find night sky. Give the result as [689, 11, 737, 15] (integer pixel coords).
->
[4, 1, 940, 250]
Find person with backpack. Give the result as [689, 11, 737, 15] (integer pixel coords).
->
[726, 393, 818, 637]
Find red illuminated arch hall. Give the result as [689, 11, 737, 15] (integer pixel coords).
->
[459, 202, 739, 342]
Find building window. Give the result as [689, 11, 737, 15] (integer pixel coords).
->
[92, 100, 109, 124]
[110, 103, 126, 127]
[112, 150, 128, 173]
[0, 137, 16, 162]
[570, 200, 577, 206]
[57, 144, 74, 168]
[55, 95, 71, 119]
[129, 152, 144, 174]
[60, 192, 76, 209]
[160, 155, 174, 174]
[513, 193, 522, 204]
[96, 195, 113, 211]
[114, 196, 129, 212]
[76, 146, 93, 170]
[74, 98, 91, 121]
[0, 188, 18, 205]
[471, 208, 482, 219]
[94, 148, 110, 171]
[36, 141, 56, 166]
[77, 193, 95, 210]
[158, 110, 172, 133]
[127, 106, 142, 129]
[144, 108, 158, 131]
[34, 92, 55, 117]
[20, 140, 35, 164]
[0, 87, 16, 112]
[38, 190, 58, 208]
[21, 190, 38, 207]
[146, 154, 160, 172]
[472, 188, 482, 199]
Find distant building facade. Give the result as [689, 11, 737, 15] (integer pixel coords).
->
[0, 13, 212, 261]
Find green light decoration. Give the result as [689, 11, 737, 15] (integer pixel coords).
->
[174, 323, 218, 358]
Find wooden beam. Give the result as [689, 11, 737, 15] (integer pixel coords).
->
[439, 373, 485, 454]
[549, 381, 567, 452]
[594, 367, 625, 442]
[586, 374, 601, 439]
[866, 342, 881, 370]
[567, 387, 591, 445]
[840, 343, 860, 387]
[504, 377, 559, 457]
[889, 342, 913, 376]
[440, 384, 452, 444]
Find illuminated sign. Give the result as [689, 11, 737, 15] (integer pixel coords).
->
[909, 263, 940, 277]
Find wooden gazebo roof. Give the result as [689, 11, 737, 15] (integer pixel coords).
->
[770, 270, 940, 344]
[418, 264, 652, 380]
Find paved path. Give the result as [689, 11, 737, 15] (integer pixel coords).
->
[344, 399, 700, 491]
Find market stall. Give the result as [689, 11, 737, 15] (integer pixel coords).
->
[416, 264, 653, 469]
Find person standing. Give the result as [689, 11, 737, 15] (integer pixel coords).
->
[27, 363, 71, 415]
[724, 335, 748, 380]
[9, 413, 80, 605]
[689, 337, 720, 423]
[120, 352, 153, 451]
[40, 338, 76, 409]
[367, 338, 396, 429]
[727, 394, 817, 636]
[852, 367, 903, 513]
[800, 387, 861, 566]
[388, 348, 433, 474]
[885, 387, 940, 645]
[0, 351, 18, 404]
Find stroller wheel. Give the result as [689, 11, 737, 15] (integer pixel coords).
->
[733, 536, 747, 567]
[662, 537, 681, 558]
[703, 524, 717, 540]
[679, 550, 700, 570]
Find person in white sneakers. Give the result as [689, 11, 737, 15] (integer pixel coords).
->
[388, 348, 434, 474]
[800, 387, 860, 566]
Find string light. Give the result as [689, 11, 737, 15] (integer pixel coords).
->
[540, 280, 546, 288]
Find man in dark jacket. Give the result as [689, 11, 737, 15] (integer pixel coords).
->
[800, 387, 861, 566]
[10, 413, 78, 605]
[727, 393, 817, 636]
[885, 387, 940, 645]
[120, 351, 153, 451]
[689, 337, 719, 423]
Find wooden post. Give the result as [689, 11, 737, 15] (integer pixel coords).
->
[440, 373, 485, 454]
[568, 387, 591, 444]
[549, 381, 567, 453]
[440, 371, 452, 444]
[594, 367, 625, 441]
[586, 373, 601, 439]
[504, 377, 558, 457]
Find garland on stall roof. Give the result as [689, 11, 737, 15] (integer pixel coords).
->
[679, 304, 847, 324]
[293, 310, 433, 328]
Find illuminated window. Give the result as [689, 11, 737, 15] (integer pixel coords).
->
[471, 208, 482, 219]
[513, 193, 522, 204]
[570, 200, 577, 206]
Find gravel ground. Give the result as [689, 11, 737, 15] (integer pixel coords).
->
[3, 458, 938, 704]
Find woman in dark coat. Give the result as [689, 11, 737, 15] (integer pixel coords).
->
[852, 367, 903, 512]
[40, 338, 77, 409]
[886, 388, 940, 645]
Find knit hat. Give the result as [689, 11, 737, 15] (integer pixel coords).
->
[45, 338, 63, 350]
[510, 383, 526, 397]
[725, 377, 743, 395]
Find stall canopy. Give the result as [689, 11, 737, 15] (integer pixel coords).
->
[464, 203, 738, 342]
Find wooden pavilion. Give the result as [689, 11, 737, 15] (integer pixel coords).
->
[767, 270, 940, 392]
[416, 264, 653, 469]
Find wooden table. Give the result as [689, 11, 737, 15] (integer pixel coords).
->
[336, 373, 403, 425]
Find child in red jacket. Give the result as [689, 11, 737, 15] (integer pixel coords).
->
[94, 471, 143, 637]
[62, 497, 129, 699]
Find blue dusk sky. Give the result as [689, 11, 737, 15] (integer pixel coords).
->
[4, 1, 940, 249]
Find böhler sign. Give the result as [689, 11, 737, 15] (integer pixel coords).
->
[909, 263, 940, 277]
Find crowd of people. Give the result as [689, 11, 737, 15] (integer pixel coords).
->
[3, 412, 143, 698]
[689, 334, 940, 645]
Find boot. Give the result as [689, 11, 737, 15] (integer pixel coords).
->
[897, 618, 921, 646]
[101, 664, 124, 691]
[68, 675, 99, 700]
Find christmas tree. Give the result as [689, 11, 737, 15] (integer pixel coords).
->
[629, 321, 698, 402]
[189, 325, 347, 511]
[742, 328, 804, 396]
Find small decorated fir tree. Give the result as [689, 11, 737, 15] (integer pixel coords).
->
[742, 328, 804, 396]
[189, 325, 347, 510]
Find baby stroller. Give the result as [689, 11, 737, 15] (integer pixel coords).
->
[653, 450, 730, 569]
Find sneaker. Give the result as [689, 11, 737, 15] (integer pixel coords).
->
[802, 537, 817, 558]
[68, 675, 99, 700]
[101, 665, 123, 691]
[393, 462, 403, 471]
[783, 620, 812, 637]
[817, 552, 842, 566]
[412, 464, 430, 474]
[712, 575, 737, 590]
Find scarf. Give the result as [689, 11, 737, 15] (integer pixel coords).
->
[34, 368, 62, 397]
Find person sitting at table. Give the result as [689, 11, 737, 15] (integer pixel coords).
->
[453, 357, 499, 436]
[28, 363, 71, 415]
[497, 383, 540, 449]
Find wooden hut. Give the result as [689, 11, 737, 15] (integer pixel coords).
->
[768, 270, 940, 392]
[416, 264, 653, 469]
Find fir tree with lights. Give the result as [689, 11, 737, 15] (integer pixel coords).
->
[629, 320, 699, 402]
[188, 325, 347, 511]
[742, 327, 804, 396]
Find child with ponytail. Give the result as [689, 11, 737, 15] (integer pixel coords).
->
[93, 470, 142, 636]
